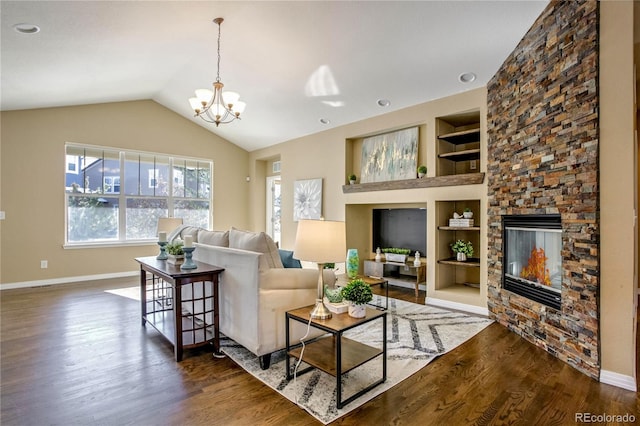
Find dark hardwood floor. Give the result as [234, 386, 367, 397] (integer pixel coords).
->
[1, 279, 637, 425]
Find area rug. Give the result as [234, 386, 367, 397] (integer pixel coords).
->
[105, 286, 140, 300]
[221, 298, 493, 424]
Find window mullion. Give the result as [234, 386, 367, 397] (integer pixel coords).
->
[119, 151, 126, 241]
[168, 157, 174, 216]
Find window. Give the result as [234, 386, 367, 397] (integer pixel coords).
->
[103, 176, 120, 193]
[66, 155, 79, 173]
[65, 144, 212, 245]
[148, 169, 158, 189]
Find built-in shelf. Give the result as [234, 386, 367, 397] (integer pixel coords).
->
[436, 111, 481, 176]
[438, 128, 480, 144]
[435, 200, 481, 295]
[437, 257, 481, 268]
[342, 173, 485, 193]
[437, 226, 481, 231]
[438, 148, 480, 162]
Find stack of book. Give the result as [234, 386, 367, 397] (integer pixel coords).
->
[449, 218, 474, 227]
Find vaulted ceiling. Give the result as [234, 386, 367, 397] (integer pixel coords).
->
[1, 1, 549, 151]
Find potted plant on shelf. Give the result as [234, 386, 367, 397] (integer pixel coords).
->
[341, 278, 373, 318]
[417, 165, 427, 178]
[463, 207, 473, 219]
[165, 240, 185, 265]
[348, 174, 357, 185]
[451, 240, 474, 262]
[382, 247, 411, 263]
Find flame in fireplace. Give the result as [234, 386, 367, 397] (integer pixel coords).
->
[520, 247, 551, 286]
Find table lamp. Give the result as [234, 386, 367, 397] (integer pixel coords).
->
[293, 219, 346, 319]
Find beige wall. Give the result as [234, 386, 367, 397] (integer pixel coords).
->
[600, 0, 637, 379]
[249, 87, 488, 308]
[0, 100, 249, 285]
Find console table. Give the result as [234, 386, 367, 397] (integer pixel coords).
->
[136, 256, 224, 361]
[364, 259, 426, 298]
[285, 305, 387, 409]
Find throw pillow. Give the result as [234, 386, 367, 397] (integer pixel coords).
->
[229, 228, 284, 269]
[197, 230, 229, 247]
[168, 225, 200, 243]
[279, 249, 302, 268]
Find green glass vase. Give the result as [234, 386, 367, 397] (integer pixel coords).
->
[346, 248, 359, 279]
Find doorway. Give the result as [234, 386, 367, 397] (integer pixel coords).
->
[266, 176, 281, 246]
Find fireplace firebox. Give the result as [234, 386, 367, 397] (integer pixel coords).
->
[502, 215, 562, 310]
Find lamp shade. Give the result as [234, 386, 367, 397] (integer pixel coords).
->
[293, 219, 346, 263]
[157, 217, 183, 236]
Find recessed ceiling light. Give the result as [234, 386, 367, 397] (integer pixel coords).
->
[13, 23, 40, 34]
[377, 99, 391, 107]
[458, 72, 476, 83]
[319, 118, 330, 125]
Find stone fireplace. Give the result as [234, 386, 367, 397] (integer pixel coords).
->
[502, 215, 562, 310]
[486, 0, 599, 379]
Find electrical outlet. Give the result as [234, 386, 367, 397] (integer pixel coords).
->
[40, 260, 48, 269]
[470, 160, 477, 170]
[0, 211, 5, 220]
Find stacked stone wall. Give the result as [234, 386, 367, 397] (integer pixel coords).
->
[486, 0, 599, 378]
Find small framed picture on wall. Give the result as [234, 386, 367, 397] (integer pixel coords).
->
[293, 178, 322, 221]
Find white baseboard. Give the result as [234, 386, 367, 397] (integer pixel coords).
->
[1, 271, 138, 290]
[600, 369, 637, 392]
[426, 297, 489, 317]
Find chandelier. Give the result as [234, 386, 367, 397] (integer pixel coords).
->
[189, 18, 245, 127]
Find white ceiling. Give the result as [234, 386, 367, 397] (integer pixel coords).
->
[1, 1, 548, 152]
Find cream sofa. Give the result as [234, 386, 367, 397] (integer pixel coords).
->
[170, 226, 331, 368]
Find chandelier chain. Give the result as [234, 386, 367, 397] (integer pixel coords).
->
[216, 19, 221, 83]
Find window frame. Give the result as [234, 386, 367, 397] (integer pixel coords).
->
[64, 143, 213, 248]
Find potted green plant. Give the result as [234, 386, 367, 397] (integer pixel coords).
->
[417, 165, 427, 178]
[381, 247, 411, 263]
[165, 240, 185, 265]
[341, 278, 373, 318]
[348, 174, 357, 184]
[463, 207, 473, 219]
[451, 240, 474, 262]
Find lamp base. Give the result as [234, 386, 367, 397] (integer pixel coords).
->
[310, 298, 332, 319]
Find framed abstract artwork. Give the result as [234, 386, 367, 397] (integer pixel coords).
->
[360, 127, 418, 183]
[293, 178, 322, 221]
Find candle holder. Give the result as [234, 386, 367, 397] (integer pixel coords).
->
[180, 246, 197, 270]
[157, 241, 168, 260]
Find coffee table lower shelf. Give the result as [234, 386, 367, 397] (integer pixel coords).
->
[288, 336, 382, 376]
[285, 306, 387, 409]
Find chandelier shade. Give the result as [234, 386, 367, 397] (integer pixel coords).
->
[189, 18, 245, 127]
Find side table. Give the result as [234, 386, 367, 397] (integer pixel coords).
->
[285, 306, 387, 409]
[136, 256, 224, 361]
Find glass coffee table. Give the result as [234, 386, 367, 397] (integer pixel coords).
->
[335, 274, 389, 310]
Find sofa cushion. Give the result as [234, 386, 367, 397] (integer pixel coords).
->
[279, 249, 302, 268]
[198, 229, 229, 247]
[229, 228, 284, 269]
